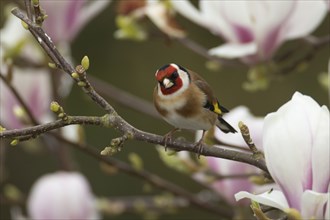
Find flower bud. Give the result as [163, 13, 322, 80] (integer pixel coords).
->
[50, 101, 60, 113]
[81, 56, 90, 71]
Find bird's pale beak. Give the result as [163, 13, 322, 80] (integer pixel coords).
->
[163, 78, 174, 89]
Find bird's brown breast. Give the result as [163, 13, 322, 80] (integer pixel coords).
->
[175, 84, 204, 117]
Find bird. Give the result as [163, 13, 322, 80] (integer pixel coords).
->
[153, 63, 237, 157]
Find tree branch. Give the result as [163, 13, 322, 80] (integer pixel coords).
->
[7, 7, 269, 174]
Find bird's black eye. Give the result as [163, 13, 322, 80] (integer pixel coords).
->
[171, 71, 179, 80]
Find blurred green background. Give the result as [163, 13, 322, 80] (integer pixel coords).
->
[1, 1, 329, 220]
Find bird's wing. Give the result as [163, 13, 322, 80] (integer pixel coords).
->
[192, 74, 228, 115]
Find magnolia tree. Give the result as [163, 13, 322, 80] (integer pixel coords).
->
[0, 1, 329, 220]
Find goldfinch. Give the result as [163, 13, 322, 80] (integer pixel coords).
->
[153, 63, 237, 156]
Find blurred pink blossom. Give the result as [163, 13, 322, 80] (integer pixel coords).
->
[171, 0, 328, 63]
[0, 68, 52, 129]
[193, 106, 268, 204]
[41, 0, 111, 43]
[236, 92, 329, 218]
[214, 106, 264, 149]
[27, 172, 100, 220]
[325, 0, 330, 10]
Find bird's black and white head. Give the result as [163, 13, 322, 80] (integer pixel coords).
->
[155, 63, 191, 98]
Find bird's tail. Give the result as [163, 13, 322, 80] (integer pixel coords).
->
[216, 116, 237, 133]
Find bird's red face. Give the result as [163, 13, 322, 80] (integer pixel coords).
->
[155, 64, 183, 95]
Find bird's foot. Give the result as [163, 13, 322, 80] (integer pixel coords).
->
[194, 139, 204, 159]
[162, 128, 180, 151]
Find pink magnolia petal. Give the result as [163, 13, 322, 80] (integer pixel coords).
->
[208, 157, 256, 204]
[42, 0, 84, 42]
[215, 1, 254, 42]
[325, 0, 330, 11]
[42, 0, 110, 43]
[0, 68, 52, 129]
[301, 190, 329, 219]
[235, 190, 289, 211]
[209, 42, 257, 59]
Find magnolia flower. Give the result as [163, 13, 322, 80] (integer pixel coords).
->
[235, 92, 330, 219]
[171, 1, 328, 63]
[27, 172, 99, 220]
[41, 0, 110, 44]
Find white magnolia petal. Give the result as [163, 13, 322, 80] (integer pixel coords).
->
[218, 1, 251, 28]
[284, 1, 327, 40]
[311, 106, 330, 193]
[199, 1, 234, 39]
[170, 0, 208, 28]
[209, 42, 257, 59]
[263, 92, 314, 209]
[301, 190, 329, 219]
[289, 92, 329, 193]
[235, 190, 289, 211]
[42, 0, 83, 42]
[61, 125, 82, 143]
[0, 15, 29, 47]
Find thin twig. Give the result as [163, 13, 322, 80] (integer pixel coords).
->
[304, 34, 330, 49]
[0, 115, 104, 139]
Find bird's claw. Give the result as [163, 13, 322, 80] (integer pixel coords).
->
[163, 133, 172, 151]
[194, 140, 204, 159]
[162, 128, 179, 151]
